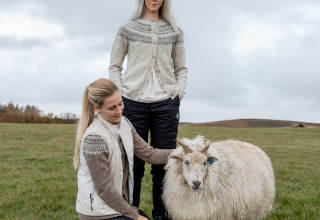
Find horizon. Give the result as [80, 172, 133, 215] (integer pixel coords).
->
[1, 101, 319, 124]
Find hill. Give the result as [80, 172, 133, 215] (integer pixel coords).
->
[181, 119, 320, 128]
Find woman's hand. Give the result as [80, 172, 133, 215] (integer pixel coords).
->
[135, 215, 148, 220]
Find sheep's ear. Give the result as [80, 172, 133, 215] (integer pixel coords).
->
[169, 155, 183, 161]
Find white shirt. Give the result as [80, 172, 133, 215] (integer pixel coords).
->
[138, 68, 169, 103]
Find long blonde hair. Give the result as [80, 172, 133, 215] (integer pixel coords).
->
[131, 0, 181, 31]
[73, 78, 119, 169]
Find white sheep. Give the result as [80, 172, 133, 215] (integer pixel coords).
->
[163, 136, 275, 220]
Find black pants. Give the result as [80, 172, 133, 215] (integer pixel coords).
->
[122, 96, 180, 218]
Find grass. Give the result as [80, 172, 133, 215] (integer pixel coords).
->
[0, 123, 319, 219]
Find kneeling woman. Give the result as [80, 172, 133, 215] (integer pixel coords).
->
[74, 78, 172, 220]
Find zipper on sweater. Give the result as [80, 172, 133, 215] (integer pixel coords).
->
[90, 187, 95, 212]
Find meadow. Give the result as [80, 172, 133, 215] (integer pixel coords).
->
[0, 123, 319, 219]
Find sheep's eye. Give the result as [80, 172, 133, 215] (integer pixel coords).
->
[203, 161, 207, 166]
[184, 160, 190, 165]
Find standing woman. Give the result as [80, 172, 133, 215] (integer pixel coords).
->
[74, 78, 172, 220]
[109, 0, 187, 219]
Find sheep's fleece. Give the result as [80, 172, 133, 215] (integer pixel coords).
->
[163, 136, 275, 220]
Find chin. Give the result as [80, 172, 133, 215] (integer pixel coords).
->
[114, 116, 122, 123]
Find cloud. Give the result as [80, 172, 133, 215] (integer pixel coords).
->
[0, 0, 319, 123]
[175, 0, 320, 122]
[0, 35, 49, 49]
[0, 10, 65, 38]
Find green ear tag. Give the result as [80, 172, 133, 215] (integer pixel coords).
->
[208, 158, 214, 164]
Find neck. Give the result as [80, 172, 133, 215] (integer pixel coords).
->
[143, 11, 160, 20]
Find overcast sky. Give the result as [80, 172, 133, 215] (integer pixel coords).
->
[1, 0, 319, 123]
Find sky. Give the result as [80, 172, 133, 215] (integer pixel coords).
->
[0, 0, 319, 123]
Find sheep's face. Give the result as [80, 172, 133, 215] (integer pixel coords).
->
[182, 151, 209, 191]
[172, 139, 218, 191]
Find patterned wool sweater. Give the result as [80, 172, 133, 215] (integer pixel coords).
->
[109, 18, 188, 101]
[77, 116, 173, 220]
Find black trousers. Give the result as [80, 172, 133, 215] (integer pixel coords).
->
[122, 96, 180, 218]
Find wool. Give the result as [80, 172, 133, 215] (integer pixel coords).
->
[82, 134, 107, 153]
[118, 20, 183, 45]
[163, 136, 275, 220]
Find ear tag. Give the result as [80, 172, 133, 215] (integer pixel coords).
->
[208, 157, 215, 164]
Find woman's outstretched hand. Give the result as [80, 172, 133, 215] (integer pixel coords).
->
[136, 215, 149, 220]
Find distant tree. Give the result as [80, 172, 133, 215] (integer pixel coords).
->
[0, 102, 78, 124]
[0, 103, 7, 113]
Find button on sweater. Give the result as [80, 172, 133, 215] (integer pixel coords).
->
[109, 18, 188, 101]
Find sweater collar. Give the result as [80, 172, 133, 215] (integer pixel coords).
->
[96, 114, 121, 137]
[136, 18, 166, 25]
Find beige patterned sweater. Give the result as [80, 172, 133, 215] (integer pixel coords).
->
[109, 18, 188, 101]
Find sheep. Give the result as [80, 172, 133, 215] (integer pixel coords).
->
[163, 135, 275, 220]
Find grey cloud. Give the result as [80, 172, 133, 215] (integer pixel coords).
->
[185, 41, 249, 106]
[87, 37, 115, 54]
[1, 0, 320, 122]
[0, 0, 135, 39]
[30, 0, 135, 38]
[176, 0, 320, 105]
[0, 35, 50, 49]
[244, 35, 320, 99]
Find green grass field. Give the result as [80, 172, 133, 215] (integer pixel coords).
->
[0, 123, 319, 219]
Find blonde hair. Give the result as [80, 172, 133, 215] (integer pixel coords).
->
[73, 78, 119, 169]
[131, 0, 181, 31]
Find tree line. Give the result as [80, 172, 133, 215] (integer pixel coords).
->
[0, 102, 78, 124]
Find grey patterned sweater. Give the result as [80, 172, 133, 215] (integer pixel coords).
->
[78, 125, 173, 220]
[109, 18, 188, 101]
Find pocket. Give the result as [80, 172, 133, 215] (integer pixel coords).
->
[174, 95, 180, 106]
[89, 187, 95, 211]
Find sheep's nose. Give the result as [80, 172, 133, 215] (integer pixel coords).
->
[192, 180, 201, 187]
